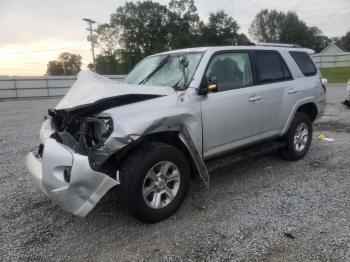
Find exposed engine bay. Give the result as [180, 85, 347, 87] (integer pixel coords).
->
[48, 110, 113, 154]
[46, 93, 164, 171]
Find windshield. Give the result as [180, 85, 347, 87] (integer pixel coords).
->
[126, 52, 203, 89]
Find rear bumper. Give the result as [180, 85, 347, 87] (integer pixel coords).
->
[26, 138, 119, 217]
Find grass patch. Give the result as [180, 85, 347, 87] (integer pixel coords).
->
[320, 67, 350, 83]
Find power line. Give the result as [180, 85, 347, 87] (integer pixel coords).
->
[1, 44, 90, 55]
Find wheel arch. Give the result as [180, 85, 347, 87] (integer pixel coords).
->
[281, 99, 318, 136]
[296, 102, 318, 122]
[101, 131, 205, 183]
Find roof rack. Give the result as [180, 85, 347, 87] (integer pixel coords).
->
[254, 42, 302, 48]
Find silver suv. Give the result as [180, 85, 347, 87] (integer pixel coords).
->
[26, 44, 326, 223]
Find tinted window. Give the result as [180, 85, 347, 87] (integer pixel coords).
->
[205, 52, 253, 92]
[255, 51, 292, 83]
[281, 59, 292, 79]
[290, 51, 317, 76]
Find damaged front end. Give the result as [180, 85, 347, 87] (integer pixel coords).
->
[48, 108, 115, 170]
[26, 71, 209, 217]
[26, 90, 172, 217]
[26, 105, 120, 217]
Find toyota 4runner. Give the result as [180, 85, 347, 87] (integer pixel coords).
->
[26, 44, 326, 223]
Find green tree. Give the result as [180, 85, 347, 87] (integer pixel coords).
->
[199, 11, 249, 46]
[96, 1, 249, 72]
[47, 52, 82, 76]
[249, 9, 330, 52]
[249, 9, 284, 42]
[94, 53, 128, 75]
[110, 1, 170, 71]
[46, 60, 64, 76]
[336, 31, 350, 51]
[168, 0, 200, 49]
[96, 23, 119, 55]
[58, 52, 82, 75]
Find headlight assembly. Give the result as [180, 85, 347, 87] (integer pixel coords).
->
[80, 117, 114, 148]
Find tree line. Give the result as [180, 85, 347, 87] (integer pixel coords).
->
[47, 0, 350, 76]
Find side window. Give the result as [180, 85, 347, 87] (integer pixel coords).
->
[205, 52, 253, 92]
[281, 59, 292, 79]
[289, 51, 317, 76]
[255, 51, 292, 84]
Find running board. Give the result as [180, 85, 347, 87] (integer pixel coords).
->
[205, 140, 286, 173]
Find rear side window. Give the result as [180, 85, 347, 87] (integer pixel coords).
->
[255, 51, 292, 84]
[289, 51, 317, 76]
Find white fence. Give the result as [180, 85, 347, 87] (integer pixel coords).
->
[0, 75, 126, 99]
[312, 53, 350, 68]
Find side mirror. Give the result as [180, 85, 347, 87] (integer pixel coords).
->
[198, 75, 218, 95]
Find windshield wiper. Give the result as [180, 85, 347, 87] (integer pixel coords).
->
[172, 75, 184, 90]
[138, 55, 170, 85]
[172, 56, 189, 90]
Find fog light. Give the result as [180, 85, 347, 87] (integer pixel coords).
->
[63, 167, 71, 183]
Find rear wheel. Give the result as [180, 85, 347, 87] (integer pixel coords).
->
[281, 112, 312, 160]
[119, 142, 190, 223]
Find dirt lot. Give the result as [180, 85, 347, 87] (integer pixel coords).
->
[0, 85, 349, 262]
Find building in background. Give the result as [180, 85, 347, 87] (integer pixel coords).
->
[312, 43, 350, 68]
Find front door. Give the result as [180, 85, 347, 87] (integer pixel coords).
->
[201, 51, 262, 158]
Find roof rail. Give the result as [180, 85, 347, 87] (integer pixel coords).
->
[255, 42, 301, 48]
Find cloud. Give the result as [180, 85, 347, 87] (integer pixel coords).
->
[1, 0, 349, 47]
[1, 0, 349, 75]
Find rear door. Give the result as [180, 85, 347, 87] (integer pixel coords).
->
[253, 51, 295, 138]
[201, 51, 262, 158]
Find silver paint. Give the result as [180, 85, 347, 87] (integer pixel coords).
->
[26, 138, 119, 217]
[26, 46, 326, 217]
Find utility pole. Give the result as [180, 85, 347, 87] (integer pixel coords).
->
[83, 18, 97, 70]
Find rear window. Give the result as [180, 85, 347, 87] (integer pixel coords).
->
[255, 51, 292, 84]
[289, 51, 317, 76]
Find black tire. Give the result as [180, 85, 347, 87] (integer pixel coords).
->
[281, 112, 313, 161]
[119, 142, 190, 223]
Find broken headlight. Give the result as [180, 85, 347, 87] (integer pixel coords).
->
[80, 117, 114, 148]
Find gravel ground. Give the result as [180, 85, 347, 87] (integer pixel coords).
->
[0, 85, 349, 262]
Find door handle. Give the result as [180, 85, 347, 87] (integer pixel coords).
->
[288, 89, 298, 94]
[248, 95, 262, 102]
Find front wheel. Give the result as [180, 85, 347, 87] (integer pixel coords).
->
[120, 142, 190, 223]
[281, 112, 313, 160]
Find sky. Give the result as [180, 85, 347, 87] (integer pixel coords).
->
[1, 0, 349, 76]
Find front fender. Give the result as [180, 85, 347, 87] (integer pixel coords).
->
[100, 93, 209, 186]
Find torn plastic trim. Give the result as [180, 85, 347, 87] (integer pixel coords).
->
[26, 138, 119, 217]
[179, 127, 209, 187]
[43, 138, 118, 216]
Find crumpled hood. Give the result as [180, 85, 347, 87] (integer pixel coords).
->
[55, 71, 175, 110]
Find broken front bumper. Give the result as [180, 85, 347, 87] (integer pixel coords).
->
[26, 138, 119, 217]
